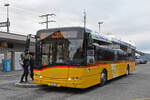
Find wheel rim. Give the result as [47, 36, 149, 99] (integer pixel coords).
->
[101, 72, 106, 82]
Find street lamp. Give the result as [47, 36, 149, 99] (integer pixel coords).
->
[98, 21, 103, 33]
[4, 3, 10, 33]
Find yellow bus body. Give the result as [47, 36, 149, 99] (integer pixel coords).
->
[34, 61, 135, 89]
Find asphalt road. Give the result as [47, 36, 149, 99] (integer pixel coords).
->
[0, 63, 150, 100]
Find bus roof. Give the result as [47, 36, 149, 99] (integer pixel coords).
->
[36, 26, 110, 43]
[90, 32, 112, 44]
[111, 38, 136, 49]
[36, 26, 136, 49]
[90, 32, 136, 49]
[37, 26, 91, 35]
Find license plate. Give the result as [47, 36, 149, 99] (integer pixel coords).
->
[50, 83, 57, 86]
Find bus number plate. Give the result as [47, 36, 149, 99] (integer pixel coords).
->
[50, 83, 57, 86]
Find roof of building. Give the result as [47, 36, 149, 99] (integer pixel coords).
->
[0, 31, 34, 44]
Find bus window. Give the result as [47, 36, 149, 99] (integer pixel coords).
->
[95, 49, 115, 61]
[41, 43, 49, 66]
[39, 38, 85, 66]
[73, 47, 85, 64]
[42, 54, 48, 66]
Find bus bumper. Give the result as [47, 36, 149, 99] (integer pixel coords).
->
[34, 76, 87, 89]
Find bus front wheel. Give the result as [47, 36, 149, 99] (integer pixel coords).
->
[100, 70, 107, 86]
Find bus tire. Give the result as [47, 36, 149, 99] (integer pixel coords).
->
[126, 65, 130, 76]
[100, 70, 107, 86]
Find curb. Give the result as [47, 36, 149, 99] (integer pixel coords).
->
[15, 82, 42, 88]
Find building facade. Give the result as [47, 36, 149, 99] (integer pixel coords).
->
[0, 31, 34, 71]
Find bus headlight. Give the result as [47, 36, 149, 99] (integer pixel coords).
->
[68, 77, 80, 80]
[68, 78, 71, 80]
[40, 76, 43, 78]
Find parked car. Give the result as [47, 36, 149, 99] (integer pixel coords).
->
[140, 58, 147, 64]
[136, 57, 147, 64]
[135, 58, 141, 64]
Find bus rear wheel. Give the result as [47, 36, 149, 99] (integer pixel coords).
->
[100, 70, 107, 86]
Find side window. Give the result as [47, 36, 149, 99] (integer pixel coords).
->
[118, 52, 126, 61]
[117, 48, 135, 61]
[95, 48, 115, 61]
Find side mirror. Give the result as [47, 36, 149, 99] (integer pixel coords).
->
[88, 38, 93, 47]
[87, 33, 93, 47]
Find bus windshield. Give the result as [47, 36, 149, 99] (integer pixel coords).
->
[37, 30, 85, 66]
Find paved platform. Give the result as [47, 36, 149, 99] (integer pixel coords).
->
[15, 81, 42, 88]
[0, 70, 22, 76]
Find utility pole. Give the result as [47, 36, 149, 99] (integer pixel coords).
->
[4, 3, 10, 33]
[98, 21, 103, 33]
[1, 3, 10, 62]
[39, 13, 56, 29]
[83, 10, 86, 29]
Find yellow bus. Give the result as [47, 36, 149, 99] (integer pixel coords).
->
[34, 27, 136, 88]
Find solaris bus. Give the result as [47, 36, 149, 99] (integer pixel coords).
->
[33, 27, 136, 88]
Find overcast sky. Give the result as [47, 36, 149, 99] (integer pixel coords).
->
[0, 0, 150, 53]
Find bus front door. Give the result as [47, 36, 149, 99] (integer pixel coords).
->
[47, 39, 69, 79]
